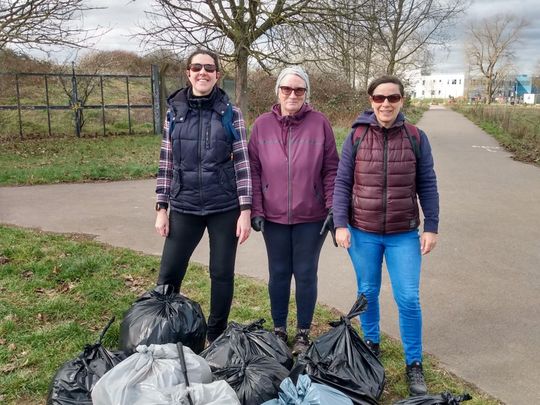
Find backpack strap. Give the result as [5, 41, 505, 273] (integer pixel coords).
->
[351, 122, 421, 162]
[221, 103, 240, 143]
[403, 122, 421, 160]
[351, 125, 370, 162]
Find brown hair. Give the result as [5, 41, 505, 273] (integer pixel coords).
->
[186, 48, 220, 72]
[367, 75, 404, 96]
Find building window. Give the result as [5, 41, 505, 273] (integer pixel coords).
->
[422, 90, 425, 95]
[438, 90, 441, 95]
[431, 90, 435, 96]
[422, 80, 425, 85]
[459, 79, 462, 84]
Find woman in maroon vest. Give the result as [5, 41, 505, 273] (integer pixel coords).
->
[333, 75, 439, 396]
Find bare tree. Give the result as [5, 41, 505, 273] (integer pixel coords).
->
[373, 0, 466, 75]
[139, 0, 354, 112]
[465, 14, 528, 103]
[0, 0, 103, 52]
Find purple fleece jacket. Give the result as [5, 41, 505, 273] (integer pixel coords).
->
[333, 111, 439, 233]
[249, 103, 339, 224]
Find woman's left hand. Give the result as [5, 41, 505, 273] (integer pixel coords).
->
[421, 232, 438, 255]
[237, 209, 252, 244]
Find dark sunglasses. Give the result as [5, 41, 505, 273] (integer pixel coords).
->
[188, 63, 217, 73]
[280, 86, 307, 96]
[371, 94, 402, 103]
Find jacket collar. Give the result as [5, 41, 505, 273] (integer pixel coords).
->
[271, 103, 313, 125]
[168, 86, 231, 121]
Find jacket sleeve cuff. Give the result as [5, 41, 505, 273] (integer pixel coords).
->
[240, 204, 251, 211]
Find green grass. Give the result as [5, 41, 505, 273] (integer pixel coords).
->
[0, 135, 161, 185]
[0, 226, 502, 404]
[452, 104, 540, 166]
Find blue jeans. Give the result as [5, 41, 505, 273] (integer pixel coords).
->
[263, 220, 326, 329]
[348, 227, 422, 364]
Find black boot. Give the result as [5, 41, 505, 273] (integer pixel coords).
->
[273, 327, 288, 344]
[406, 361, 428, 396]
[292, 329, 310, 356]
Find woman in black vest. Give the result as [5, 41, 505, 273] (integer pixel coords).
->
[154, 49, 252, 343]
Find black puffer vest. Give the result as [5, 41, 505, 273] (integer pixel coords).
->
[168, 87, 238, 215]
[351, 122, 420, 234]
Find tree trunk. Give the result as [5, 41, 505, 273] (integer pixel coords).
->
[235, 47, 249, 114]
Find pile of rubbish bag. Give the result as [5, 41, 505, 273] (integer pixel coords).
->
[47, 318, 127, 405]
[292, 295, 385, 405]
[47, 287, 473, 405]
[120, 284, 207, 354]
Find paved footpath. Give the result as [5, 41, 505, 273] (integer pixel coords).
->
[1, 106, 539, 404]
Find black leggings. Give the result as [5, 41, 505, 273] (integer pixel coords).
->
[157, 208, 239, 341]
[263, 220, 326, 329]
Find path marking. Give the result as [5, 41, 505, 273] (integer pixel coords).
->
[472, 145, 501, 153]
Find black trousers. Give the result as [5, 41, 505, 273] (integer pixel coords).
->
[157, 208, 239, 341]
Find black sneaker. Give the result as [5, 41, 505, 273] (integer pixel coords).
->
[406, 361, 428, 396]
[292, 331, 310, 356]
[274, 328, 288, 344]
[365, 339, 381, 358]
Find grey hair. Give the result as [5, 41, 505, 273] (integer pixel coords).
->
[275, 66, 311, 102]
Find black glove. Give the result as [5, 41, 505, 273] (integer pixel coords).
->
[251, 216, 265, 232]
[320, 208, 337, 247]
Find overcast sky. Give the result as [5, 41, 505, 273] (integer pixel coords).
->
[70, 0, 540, 75]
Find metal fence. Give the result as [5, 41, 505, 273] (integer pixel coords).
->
[0, 64, 163, 139]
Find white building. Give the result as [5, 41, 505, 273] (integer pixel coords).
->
[410, 73, 465, 99]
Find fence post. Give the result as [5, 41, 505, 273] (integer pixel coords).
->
[151, 64, 162, 135]
[71, 62, 81, 137]
[15, 74, 23, 139]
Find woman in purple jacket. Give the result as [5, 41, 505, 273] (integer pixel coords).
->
[333, 75, 439, 396]
[248, 66, 339, 355]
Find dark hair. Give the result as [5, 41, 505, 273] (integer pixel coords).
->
[186, 48, 220, 72]
[367, 75, 404, 96]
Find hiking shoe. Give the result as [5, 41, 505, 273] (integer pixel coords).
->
[406, 361, 428, 396]
[292, 331, 310, 356]
[365, 339, 381, 358]
[274, 328, 288, 344]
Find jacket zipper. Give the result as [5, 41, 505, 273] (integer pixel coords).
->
[382, 128, 388, 234]
[287, 125, 292, 224]
[198, 107, 204, 212]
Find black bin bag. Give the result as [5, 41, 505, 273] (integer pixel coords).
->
[394, 392, 472, 404]
[211, 332, 289, 405]
[292, 295, 385, 405]
[119, 284, 207, 354]
[200, 319, 293, 370]
[47, 318, 127, 405]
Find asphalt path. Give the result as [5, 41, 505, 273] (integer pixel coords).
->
[1, 106, 539, 404]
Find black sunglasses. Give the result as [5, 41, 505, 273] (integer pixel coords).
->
[188, 63, 217, 73]
[371, 94, 402, 103]
[279, 86, 307, 96]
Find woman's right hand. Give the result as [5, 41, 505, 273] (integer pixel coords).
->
[155, 210, 169, 237]
[335, 227, 351, 249]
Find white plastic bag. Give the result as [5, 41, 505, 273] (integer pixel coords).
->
[135, 380, 240, 405]
[91, 343, 212, 405]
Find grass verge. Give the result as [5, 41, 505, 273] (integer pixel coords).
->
[0, 225, 501, 404]
[452, 104, 540, 167]
[0, 135, 161, 186]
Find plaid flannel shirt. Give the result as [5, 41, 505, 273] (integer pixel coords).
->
[155, 105, 252, 209]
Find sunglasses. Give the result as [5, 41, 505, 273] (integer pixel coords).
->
[188, 63, 217, 73]
[371, 94, 402, 103]
[280, 86, 307, 96]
